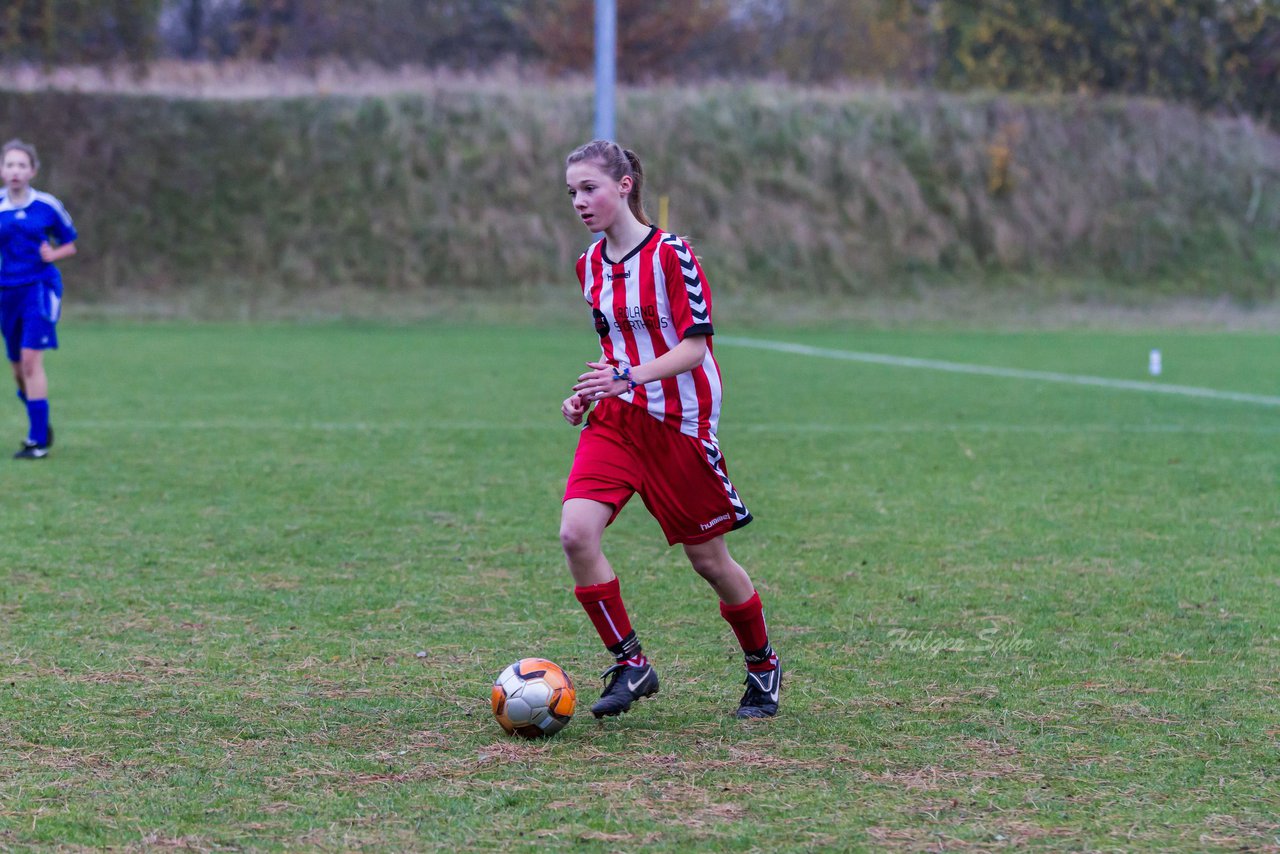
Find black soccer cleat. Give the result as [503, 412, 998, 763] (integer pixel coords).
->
[736, 662, 781, 719]
[13, 440, 49, 460]
[45, 425, 53, 448]
[591, 662, 659, 718]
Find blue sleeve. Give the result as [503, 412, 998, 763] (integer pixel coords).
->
[44, 198, 77, 245]
[51, 213, 77, 245]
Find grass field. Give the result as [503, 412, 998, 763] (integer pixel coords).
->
[1, 321, 1278, 851]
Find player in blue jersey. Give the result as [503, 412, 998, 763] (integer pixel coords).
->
[0, 139, 77, 459]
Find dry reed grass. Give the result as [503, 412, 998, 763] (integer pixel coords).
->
[0, 60, 562, 98]
[0, 64, 1273, 313]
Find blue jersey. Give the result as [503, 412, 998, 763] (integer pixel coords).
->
[0, 190, 77, 288]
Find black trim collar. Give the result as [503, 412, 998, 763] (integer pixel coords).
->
[602, 226, 658, 266]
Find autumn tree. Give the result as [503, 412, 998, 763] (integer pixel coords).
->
[733, 0, 922, 83]
[226, 0, 295, 61]
[895, 0, 1280, 118]
[513, 0, 732, 81]
[0, 0, 163, 64]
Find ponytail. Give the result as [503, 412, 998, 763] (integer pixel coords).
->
[621, 148, 650, 226]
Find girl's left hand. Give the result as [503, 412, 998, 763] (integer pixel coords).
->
[562, 392, 590, 425]
[39, 241, 55, 262]
[573, 361, 630, 402]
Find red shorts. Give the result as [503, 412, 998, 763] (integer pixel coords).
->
[564, 398, 752, 545]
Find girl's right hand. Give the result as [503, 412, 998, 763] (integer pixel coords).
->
[562, 392, 589, 426]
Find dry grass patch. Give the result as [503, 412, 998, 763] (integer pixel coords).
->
[125, 833, 223, 853]
[1190, 814, 1280, 851]
[867, 815, 1079, 852]
[622, 746, 841, 775]
[587, 778, 746, 831]
[870, 763, 1044, 792]
[6, 741, 124, 778]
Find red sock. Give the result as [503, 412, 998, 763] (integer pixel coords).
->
[720, 590, 777, 672]
[575, 578, 647, 667]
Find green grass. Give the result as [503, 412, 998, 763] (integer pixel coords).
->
[2, 321, 1279, 850]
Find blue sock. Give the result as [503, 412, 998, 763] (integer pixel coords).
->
[26, 399, 49, 445]
[15, 387, 25, 403]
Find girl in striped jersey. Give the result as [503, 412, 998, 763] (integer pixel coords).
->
[0, 139, 77, 460]
[560, 140, 780, 719]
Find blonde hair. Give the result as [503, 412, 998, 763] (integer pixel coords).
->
[2, 139, 38, 170]
[566, 139, 650, 226]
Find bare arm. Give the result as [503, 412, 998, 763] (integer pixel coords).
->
[573, 335, 709, 402]
[40, 241, 76, 263]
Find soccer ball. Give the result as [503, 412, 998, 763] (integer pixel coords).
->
[491, 658, 576, 738]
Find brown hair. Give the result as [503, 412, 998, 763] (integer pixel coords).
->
[565, 139, 650, 226]
[2, 138, 38, 171]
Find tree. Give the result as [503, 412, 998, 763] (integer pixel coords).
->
[0, 0, 163, 65]
[894, 0, 1280, 120]
[513, 0, 732, 81]
[739, 0, 923, 83]
[228, 0, 295, 61]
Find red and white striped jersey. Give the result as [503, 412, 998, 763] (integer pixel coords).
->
[576, 226, 723, 441]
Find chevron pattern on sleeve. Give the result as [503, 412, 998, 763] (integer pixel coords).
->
[662, 234, 709, 326]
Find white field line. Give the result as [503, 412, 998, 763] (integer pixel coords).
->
[64, 419, 1280, 436]
[717, 336, 1280, 408]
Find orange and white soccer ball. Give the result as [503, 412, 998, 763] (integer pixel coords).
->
[491, 658, 576, 738]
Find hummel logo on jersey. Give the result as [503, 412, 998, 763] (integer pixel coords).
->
[604, 267, 631, 280]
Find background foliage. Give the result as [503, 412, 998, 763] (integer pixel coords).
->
[0, 2, 1277, 307]
[1, 2, 1277, 124]
[0, 84, 1275, 304]
[0, 0, 162, 65]
[900, 0, 1280, 123]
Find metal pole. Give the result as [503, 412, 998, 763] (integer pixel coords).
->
[594, 0, 616, 142]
